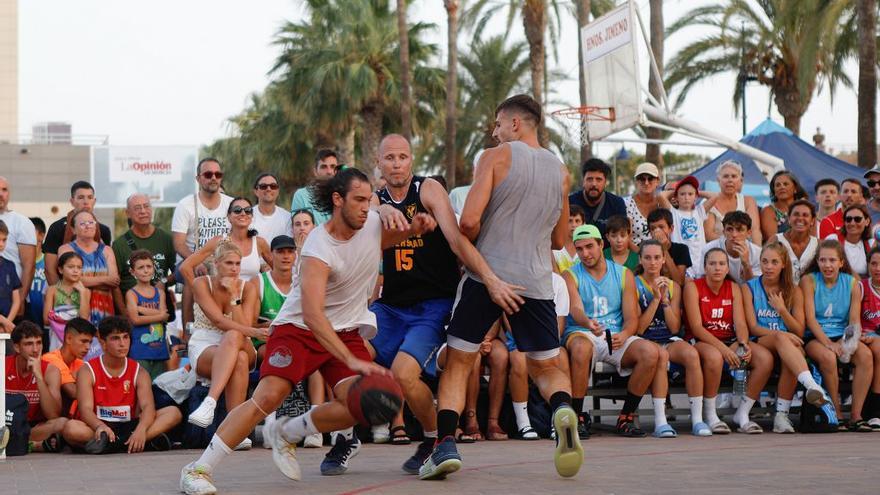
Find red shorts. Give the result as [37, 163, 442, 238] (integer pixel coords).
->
[259, 323, 372, 388]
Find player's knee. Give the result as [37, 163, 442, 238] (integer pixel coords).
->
[701, 349, 723, 371]
[50, 417, 68, 434]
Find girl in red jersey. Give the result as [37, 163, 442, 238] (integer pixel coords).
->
[684, 248, 773, 434]
[859, 247, 880, 429]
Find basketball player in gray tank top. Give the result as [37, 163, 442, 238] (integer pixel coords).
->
[420, 94, 584, 481]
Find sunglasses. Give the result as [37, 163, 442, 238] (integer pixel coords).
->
[78, 220, 96, 227]
[636, 175, 656, 183]
[845, 215, 865, 223]
[201, 171, 224, 180]
[230, 206, 253, 216]
[868, 180, 880, 188]
[256, 183, 279, 190]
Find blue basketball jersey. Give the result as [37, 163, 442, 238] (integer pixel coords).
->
[565, 261, 626, 334]
[635, 275, 674, 342]
[810, 272, 855, 339]
[746, 277, 787, 332]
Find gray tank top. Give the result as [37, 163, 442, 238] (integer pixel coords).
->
[467, 141, 563, 299]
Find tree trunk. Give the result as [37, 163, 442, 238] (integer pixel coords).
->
[445, 0, 459, 188]
[773, 85, 805, 137]
[576, 0, 592, 164]
[645, 0, 664, 169]
[523, 0, 548, 146]
[858, 0, 877, 169]
[337, 128, 356, 166]
[359, 99, 384, 171]
[397, 0, 413, 143]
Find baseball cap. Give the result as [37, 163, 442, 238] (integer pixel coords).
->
[270, 235, 296, 250]
[863, 165, 880, 179]
[674, 175, 700, 194]
[572, 224, 602, 242]
[634, 162, 660, 178]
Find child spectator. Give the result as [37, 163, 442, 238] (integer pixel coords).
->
[27, 217, 47, 325]
[61, 316, 182, 454]
[125, 249, 171, 379]
[43, 252, 91, 350]
[0, 219, 22, 333]
[646, 208, 693, 286]
[603, 215, 639, 271]
[659, 176, 717, 277]
[554, 205, 585, 273]
[42, 317, 97, 401]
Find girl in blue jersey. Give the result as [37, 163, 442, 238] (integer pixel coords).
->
[636, 240, 708, 436]
[801, 239, 874, 431]
[742, 242, 829, 433]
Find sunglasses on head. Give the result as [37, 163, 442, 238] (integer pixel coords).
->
[257, 183, 279, 190]
[845, 215, 865, 223]
[201, 171, 224, 180]
[231, 206, 253, 215]
[868, 180, 880, 188]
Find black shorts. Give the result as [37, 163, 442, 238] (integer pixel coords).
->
[106, 420, 139, 453]
[446, 276, 559, 353]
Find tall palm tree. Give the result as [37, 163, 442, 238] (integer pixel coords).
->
[857, 0, 876, 169]
[445, 0, 459, 187]
[523, 0, 549, 145]
[398, 0, 413, 142]
[645, 0, 664, 167]
[576, 0, 591, 164]
[666, 0, 857, 136]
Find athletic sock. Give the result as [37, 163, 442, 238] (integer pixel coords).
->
[689, 396, 703, 425]
[703, 397, 720, 425]
[620, 391, 641, 416]
[194, 434, 232, 471]
[549, 391, 572, 411]
[653, 398, 668, 427]
[512, 401, 531, 430]
[734, 397, 756, 427]
[572, 397, 585, 416]
[338, 427, 354, 441]
[437, 409, 459, 440]
[797, 370, 821, 391]
[776, 398, 792, 414]
[423, 430, 437, 440]
[280, 409, 319, 444]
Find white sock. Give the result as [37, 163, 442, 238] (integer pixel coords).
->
[703, 397, 720, 425]
[653, 398, 668, 427]
[776, 398, 792, 414]
[281, 410, 319, 444]
[339, 426, 354, 441]
[194, 434, 232, 471]
[512, 401, 531, 430]
[734, 397, 756, 427]
[423, 430, 437, 440]
[689, 396, 704, 425]
[797, 371, 821, 391]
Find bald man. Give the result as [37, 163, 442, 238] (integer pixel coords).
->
[0, 176, 37, 317]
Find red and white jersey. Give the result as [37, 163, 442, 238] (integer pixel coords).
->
[860, 278, 880, 335]
[687, 278, 735, 342]
[86, 356, 139, 423]
[5, 355, 49, 422]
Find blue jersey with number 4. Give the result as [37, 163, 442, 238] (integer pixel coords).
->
[810, 272, 855, 339]
[565, 261, 626, 334]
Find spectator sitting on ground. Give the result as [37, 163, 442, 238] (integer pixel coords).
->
[125, 249, 171, 380]
[0, 219, 22, 333]
[42, 317, 96, 402]
[61, 316, 182, 454]
[5, 321, 67, 452]
[693, 211, 762, 284]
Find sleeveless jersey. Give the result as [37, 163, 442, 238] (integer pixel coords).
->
[377, 176, 460, 306]
[565, 261, 626, 334]
[86, 356, 140, 423]
[259, 271, 289, 321]
[689, 278, 735, 342]
[635, 275, 674, 342]
[810, 272, 855, 339]
[746, 277, 787, 332]
[129, 286, 168, 361]
[860, 278, 880, 334]
[4, 355, 50, 422]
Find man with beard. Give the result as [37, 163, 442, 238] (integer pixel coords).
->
[568, 159, 626, 241]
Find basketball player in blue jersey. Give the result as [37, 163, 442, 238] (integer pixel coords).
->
[370, 133, 524, 474]
[420, 94, 583, 481]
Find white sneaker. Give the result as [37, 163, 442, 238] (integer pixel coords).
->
[372, 423, 390, 444]
[262, 414, 276, 449]
[180, 462, 217, 495]
[268, 417, 302, 481]
[234, 437, 252, 451]
[805, 387, 829, 407]
[303, 432, 323, 448]
[773, 412, 795, 434]
[188, 398, 217, 428]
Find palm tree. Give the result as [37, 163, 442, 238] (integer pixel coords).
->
[666, 0, 857, 136]
[857, 0, 876, 169]
[645, 0, 664, 167]
[398, 0, 413, 142]
[445, 0, 459, 187]
[576, 0, 591, 164]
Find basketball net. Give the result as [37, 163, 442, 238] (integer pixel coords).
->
[551, 106, 616, 146]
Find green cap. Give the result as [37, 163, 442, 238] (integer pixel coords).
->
[572, 224, 602, 242]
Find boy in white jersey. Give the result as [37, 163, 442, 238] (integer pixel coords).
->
[659, 175, 717, 277]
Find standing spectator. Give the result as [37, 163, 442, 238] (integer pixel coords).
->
[0, 177, 37, 317]
[289, 149, 339, 225]
[251, 173, 292, 243]
[776, 200, 819, 283]
[27, 217, 47, 325]
[623, 162, 662, 246]
[43, 252, 91, 350]
[814, 178, 840, 227]
[760, 171, 807, 240]
[704, 161, 762, 245]
[568, 158, 626, 239]
[125, 250, 171, 379]
[448, 152, 480, 216]
[819, 178, 867, 239]
[659, 175, 717, 276]
[0, 220, 22, 333]
[863, 165, 880, 224]
[825, 204, 873, 278]
[43, 181, 112, 286]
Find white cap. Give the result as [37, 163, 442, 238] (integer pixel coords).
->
[634, 162, 659, 178]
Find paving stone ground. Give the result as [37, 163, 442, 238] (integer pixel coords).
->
[3, 430, 878, 494]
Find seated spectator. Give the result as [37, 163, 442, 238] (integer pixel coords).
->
[42, 317, 96, 402]
[775, 200, 819, 283]
[553, 205, 584, 273]
[742, 242, 830, 434]
[659, 175, 717, 277]
[859, 247, 880, 429]
[125, 250, 171, 379]
[43, 252, 91, 350]
[251, 173, 292, 244]
[562, 224, 660, 438]
[704, 160, 762, 245]
[635, 240, 709, 436]
[693, 211, 761, 283]
[814, 178, 840, 229]
[603, 215, 639, 271]
[684, 248, 773, 434]
[460, 322, 508, 442]
[186, 241, 266, 443]
[0, 219, 22, 332]
[61, 316, 181, 453]
[760, 170, 807, 240]
[27, 216, 47, 325]
[801, 240, 874, 431]
[819, 178, 867, 239]
[5, 321, 67, 451]
[646, 208, 692, 286]
[825, 204, 873, 278]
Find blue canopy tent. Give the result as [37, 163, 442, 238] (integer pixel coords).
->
[689, 119, 864, 206]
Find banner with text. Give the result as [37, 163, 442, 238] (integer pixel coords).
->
[92, 145, 198, 208]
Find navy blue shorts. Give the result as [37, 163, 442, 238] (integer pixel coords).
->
[446, 276, 558, 353]
[369, 298, 452, 370]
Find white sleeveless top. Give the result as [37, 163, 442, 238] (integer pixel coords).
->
[775, 233, 818, 284]
[709, 193, 746, 238]
[239, 236, 262, 281]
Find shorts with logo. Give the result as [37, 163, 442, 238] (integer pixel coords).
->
[567, 330, 640, 377]
[446, 276, 558, 353]
[369, 298, 451, 370]
[260, 324, 372, 388]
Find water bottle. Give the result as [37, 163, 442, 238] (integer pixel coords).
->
[732, 345, 748, 397]
[840, 324, 860, 364]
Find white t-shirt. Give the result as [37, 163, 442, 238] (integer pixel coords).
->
[170, 193, 233, 262]
[552, 272, 570, 317]
[448, 185, 471, 216]
[252, 205, 292, 244]
[0, 210, 37, 278]
[671, 204, 707, 272]
[273, 211, 381, 339]
[825, 234, 872, 277]
[692, 236, 762, 283]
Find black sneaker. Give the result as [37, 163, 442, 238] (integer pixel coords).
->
[402, 438, 435, 474]
[577, 414, 591, 440]
[320, 434, 361, 476]
[148, 433, 172, 452]
[84, 431, 110, 454]
[615, 414, 647, 438]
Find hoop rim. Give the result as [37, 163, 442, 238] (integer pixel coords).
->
[550, 106, 616, 122]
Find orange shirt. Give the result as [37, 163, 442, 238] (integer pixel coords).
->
[42, 349, 84, 385]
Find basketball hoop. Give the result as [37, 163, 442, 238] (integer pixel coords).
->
[551, 106, 617, 145]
